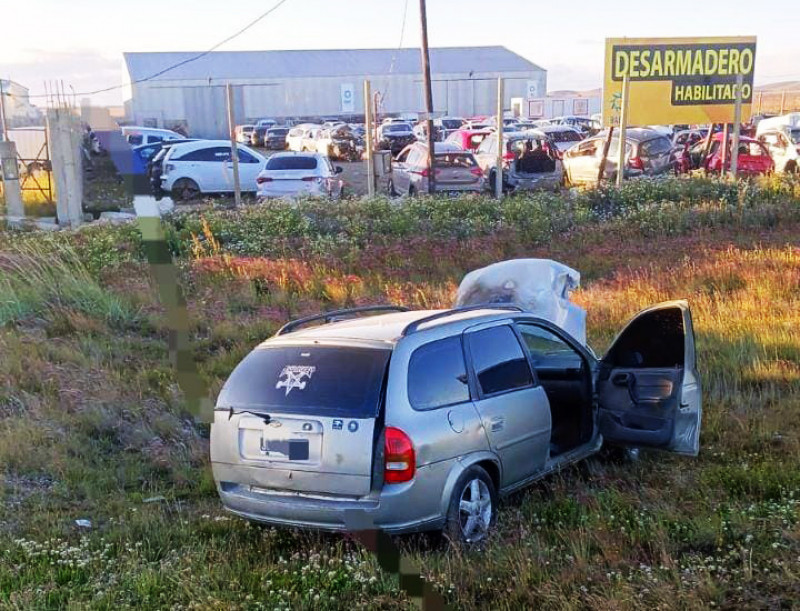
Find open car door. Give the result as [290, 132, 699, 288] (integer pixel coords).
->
[596, 300, 701, 456]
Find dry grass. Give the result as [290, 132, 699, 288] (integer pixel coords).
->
[0, 187, 798, 609]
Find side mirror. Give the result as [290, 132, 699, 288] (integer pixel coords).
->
[335, 166, 343, 174]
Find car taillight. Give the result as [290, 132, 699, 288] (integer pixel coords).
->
[502, 151, 515, 161]
[628, 157, 645, 170]
[384, 427, 415, 483]
[256, 176, 273, 184]
[470, 167, 483, 177]
[416, 168, 430, 178]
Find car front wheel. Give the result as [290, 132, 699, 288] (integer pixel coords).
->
[444, 465, 497, 546]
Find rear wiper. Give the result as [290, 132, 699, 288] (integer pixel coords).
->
[224, 408, 272, 423]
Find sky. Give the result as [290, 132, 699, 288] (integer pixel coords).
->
[2, 0, 799, 107]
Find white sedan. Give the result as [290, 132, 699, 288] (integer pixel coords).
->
[256, 152, 345, 200]
[160, 140, 267, 200]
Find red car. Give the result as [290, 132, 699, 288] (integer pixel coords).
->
[674, 133, 774, 176]
[444, 128, 493, 153]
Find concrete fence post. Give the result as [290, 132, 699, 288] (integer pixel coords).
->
[0, 140, 24, 217]
[47, 109, 83, 227]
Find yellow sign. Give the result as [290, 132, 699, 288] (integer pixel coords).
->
[603, 36, 757, 127]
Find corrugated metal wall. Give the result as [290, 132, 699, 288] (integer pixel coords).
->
[131, 70, 546, 137]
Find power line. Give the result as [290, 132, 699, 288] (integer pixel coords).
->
[377, 0, 411, 111]
[18, 0, 292, 100]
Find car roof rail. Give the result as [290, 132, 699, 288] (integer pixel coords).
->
[401, 303, 523, 337]
[275, 305, 410, 336]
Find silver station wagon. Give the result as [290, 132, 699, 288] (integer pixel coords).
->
[211, 302, 701, 545]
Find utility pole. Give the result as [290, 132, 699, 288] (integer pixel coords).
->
[364, 79, 376, 198]
[495, 78, 504, 198]
[730, 74, 744, 179]
[418, 0, 436, 194]
[615, 75, 630, 188]
[226, 83, 242, 207]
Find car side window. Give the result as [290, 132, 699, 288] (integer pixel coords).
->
[467, 326, 534, 397]
[175, 146, 231, 162]
[238, 149, 259, 163]
[408, 337, 470, 411]
[517, 324, 584, 371]
[127, 134, 143, 146]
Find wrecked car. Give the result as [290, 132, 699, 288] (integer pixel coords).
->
[473, 131, 563, 193]
[210, 259, 702, 545]
[314, 126, 362, 161]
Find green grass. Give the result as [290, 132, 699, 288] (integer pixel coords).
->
[0, 177, 799, 609]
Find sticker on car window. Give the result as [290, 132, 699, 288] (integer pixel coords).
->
[275, 365, 316, 396]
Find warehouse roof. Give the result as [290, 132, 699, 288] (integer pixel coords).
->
[124, 47, 544, 82]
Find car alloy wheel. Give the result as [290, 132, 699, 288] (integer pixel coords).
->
[458, 478, 493, 543]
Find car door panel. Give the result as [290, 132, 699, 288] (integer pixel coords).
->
[465, 324, 551, 488]
[473, 387, 550, 488]
[597, 300, 701, 456]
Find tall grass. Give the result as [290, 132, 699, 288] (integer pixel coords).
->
[0, 241, 135, 326]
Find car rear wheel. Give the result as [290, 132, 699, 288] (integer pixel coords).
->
[444, 465, 497, 547]
[408, 185, 417, 197]
[387, 179, 398, 197]
[172, 178, 200, 201]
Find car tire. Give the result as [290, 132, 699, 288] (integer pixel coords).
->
[172, 178, 201, 201]
[408, 185, 416, 197]
[443, 465, 497, 547]
[387, 179, 398, 197]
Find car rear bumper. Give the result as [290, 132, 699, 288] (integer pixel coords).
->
[506, 173, 561, 190]
[213, 461, 449, 534]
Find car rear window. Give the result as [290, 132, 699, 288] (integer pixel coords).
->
[218, 346, 391, 418]
[441, 119, 462, 129]
[266, 156, 318, 170]
[385, 124, 411, 133]
[435, 153, 477, 168]
[549, 130, 583, 143]
[268, 128, 289, 136]
[640, 137, 673, 157]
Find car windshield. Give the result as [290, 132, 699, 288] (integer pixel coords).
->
[267, 156, 318, 170]
[441, 119, 462, 129]
[385, 124, 411, 133]
[217, 345, 391, 418]
[268, 128, 289, 136]
[790, 128, 800, 144]
[436, 153, 477, 168]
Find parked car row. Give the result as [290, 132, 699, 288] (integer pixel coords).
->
[127, 133, 345, 201]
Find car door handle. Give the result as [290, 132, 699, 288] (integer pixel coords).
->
[612, 372, 639, 403]
[612, 373, 632, 386]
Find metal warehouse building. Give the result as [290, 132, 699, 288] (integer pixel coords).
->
[123, 47, 546, 138]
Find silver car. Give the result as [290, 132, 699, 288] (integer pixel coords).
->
[562, 127, 674, 186]
[211, 302, 702, 545]
[473, 132, 563, 192]
[388, 142, 485, 197]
